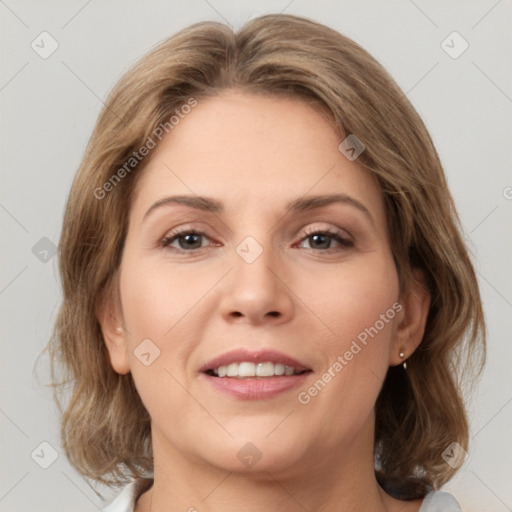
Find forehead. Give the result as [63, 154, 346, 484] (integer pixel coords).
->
[130, 90, 384, 222]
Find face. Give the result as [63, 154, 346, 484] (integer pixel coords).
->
[102, 90, 426, 479]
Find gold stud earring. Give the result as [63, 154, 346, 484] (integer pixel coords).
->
[399, 351, 407, 370]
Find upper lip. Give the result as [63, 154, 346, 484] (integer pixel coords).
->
[199, 348, 311, 373]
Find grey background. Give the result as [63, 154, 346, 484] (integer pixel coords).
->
[1, 1, 511, 510]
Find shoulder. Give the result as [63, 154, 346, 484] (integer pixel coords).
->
[102, 478, 153, 512]
[419, 491, 462, 512]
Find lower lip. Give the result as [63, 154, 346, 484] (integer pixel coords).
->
[201, 372, 311, 400]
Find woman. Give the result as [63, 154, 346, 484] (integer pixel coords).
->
[47, 13, 485, 512]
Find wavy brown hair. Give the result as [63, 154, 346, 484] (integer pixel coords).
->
[43, 13, 486, 500]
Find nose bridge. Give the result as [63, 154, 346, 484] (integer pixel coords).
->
[229, 200, 280, 274]
[232, 232, 280, 295]
[219, 229, 293, 323]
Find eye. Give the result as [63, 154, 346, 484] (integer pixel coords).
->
[161, 229, 213, 252]
[297, 227, 354, 252]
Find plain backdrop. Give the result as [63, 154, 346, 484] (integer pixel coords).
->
[1, 1, 511, 511]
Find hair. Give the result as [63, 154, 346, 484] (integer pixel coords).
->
[44, 13, 485, 500]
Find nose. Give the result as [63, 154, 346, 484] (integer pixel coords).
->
[218, 237, 294, 326]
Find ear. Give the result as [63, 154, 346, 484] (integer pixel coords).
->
[389, 269, 431, 366]
[96, 286, 131, 375]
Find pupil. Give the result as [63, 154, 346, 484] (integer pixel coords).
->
[312, 234, 329, 249]
[181, 234, 201, 249]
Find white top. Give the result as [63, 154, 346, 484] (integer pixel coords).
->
[102, 478, 462, 511]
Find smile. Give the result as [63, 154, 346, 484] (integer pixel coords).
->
[207, 361, 308, 378]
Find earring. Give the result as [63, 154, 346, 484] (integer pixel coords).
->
[115, 326, 122, 334]
[399, 351, 407, 370]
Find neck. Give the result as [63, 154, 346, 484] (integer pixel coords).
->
[135, 421, 415, 512]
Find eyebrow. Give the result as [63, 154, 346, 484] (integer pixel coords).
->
[142, 193, 375, 226]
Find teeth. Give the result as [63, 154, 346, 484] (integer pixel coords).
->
[256, 362, 273, 377]
[274, 364, 285, 376]
[239, 362, 256, 377]
[226, 363, 238, 377]
[211, 362, 302, 378]
[285, 365, 294, 376]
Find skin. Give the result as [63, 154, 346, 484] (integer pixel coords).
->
[99, 90, 430, 512]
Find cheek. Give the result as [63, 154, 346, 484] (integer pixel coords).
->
[117, 257, 206, 426]
[119, 254, 215, 338]
[303, 252, 399, 344]
[117, 255, 222, 388]
[288, 255, 400, 450]
[301, 254, 399, 398]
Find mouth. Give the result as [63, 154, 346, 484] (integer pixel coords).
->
[199, 349, 312, 400]
[205, 362, 309, 378]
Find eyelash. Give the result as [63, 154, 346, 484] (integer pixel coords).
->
[160, 226, 354, 254]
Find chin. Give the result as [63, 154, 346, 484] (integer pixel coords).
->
[194, 429, 310, 476]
